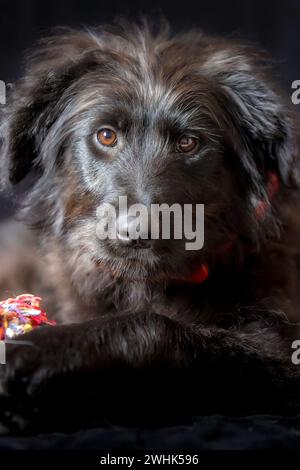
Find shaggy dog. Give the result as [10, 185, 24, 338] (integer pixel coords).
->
[1, 20, 300, 432]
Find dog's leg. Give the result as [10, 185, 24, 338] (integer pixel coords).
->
[0, 312, 298, 433]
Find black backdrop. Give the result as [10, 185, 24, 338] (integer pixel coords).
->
[0, 0, 300, 217]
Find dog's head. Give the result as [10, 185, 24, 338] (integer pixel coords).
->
[1, 21, 299, 287]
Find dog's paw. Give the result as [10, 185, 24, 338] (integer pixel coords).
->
[0, 326, 63, 392]
[0, 325, 70, 433]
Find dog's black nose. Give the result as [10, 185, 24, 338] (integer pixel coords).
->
[116, 214, 152, 248]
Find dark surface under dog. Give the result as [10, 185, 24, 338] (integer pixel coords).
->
[0, 415, 300, 450]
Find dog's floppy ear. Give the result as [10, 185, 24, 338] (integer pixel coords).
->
[0, 29, 103, 187]
[203, 45, 300, 187]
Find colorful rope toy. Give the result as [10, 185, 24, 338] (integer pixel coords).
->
[0, 294, 56, 340]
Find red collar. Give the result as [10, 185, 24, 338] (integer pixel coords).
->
[186, 171, 280, 284]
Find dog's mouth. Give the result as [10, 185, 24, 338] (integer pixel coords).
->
[94, 242, 208, 284]
[94, 246, 161, 281]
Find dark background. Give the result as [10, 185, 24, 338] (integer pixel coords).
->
[0, 0, 300, 218]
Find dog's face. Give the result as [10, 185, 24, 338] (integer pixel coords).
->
[1, 23, 298, 288]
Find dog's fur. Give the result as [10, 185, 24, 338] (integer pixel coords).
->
[1, 20, 300, 432]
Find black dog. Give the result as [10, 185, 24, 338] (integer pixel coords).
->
[1, 20, 300, 433]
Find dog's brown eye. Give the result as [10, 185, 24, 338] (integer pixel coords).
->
[176, 135, 199, 154]
[97, 128, 117, 147]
